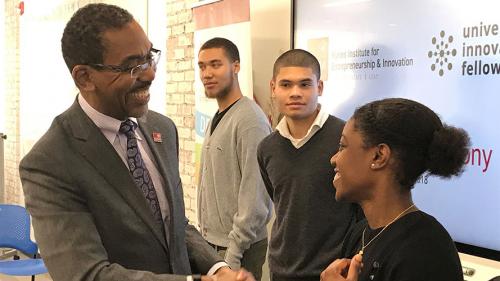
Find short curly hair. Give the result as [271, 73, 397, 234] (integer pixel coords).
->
[199, 37, 240, 63]
[61, 3, 133, 72]
[352, 98, 470, 189]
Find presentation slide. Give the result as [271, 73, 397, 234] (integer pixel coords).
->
[294, 0, 499, 255]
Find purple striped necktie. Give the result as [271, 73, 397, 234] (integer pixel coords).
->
[119, 119, 165, 231]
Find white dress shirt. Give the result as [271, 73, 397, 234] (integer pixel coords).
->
[276, 105, 329, 148]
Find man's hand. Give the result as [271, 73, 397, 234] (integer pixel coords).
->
[202, 266, 255, 281]
[320, 254, 363, 281]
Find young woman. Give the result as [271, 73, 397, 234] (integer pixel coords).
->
[322, 98, 470, 281]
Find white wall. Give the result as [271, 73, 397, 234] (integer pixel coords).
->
[18, 0, 166, 159]
[0, 0, 5, 133]
[0, 0, 6, 203]
[250, 0, 292, 127]
[147, 0, 168, 114]
[19, 2, 77, 157]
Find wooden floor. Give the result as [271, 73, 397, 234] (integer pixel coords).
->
[0, 273, 52, 281]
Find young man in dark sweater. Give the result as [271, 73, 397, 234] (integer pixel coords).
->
[257, 49, 361, 281]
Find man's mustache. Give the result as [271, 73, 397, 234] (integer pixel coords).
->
[129, 81, 152, 93]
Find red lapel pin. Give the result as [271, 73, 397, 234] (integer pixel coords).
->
[152, 132, 162, 143]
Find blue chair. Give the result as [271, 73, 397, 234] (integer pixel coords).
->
[0, 204, 48, 281]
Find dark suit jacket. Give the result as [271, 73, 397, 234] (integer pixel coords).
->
[19, 100, 220, 281]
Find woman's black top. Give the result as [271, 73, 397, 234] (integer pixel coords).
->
[341, 211, 463, 281]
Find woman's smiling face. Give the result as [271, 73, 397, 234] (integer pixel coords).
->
[330, 118, 377, 202]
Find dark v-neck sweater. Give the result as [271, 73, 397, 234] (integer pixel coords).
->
[257, 115, 363, 279]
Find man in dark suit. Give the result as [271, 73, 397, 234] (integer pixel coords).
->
[19, 4, 254, 281]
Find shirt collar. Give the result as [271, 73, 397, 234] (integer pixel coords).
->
[78, 94, 140, 143]
[276, 104, 329, 139]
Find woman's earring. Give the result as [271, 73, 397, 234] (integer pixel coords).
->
[371, 163, 375, 168]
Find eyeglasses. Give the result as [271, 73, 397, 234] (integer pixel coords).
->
[89, 48, 161, 78]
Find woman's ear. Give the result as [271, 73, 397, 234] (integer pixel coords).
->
[71, 65, 95, 92]
[370, 143, 391, 169]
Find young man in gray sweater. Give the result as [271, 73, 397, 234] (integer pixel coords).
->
[257, 49, 362, 281]
[197, 37, 273, 281]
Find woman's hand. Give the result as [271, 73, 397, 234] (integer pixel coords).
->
[320, 254, 363, 281]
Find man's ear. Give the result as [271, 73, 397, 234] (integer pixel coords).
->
[317, 79, 324, 97]
[71, 65, 95, 92]
[270, 79, 276, 98]
[233, 60, 240, 75]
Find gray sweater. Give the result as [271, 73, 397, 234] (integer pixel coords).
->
[257, 115, 362, 279]
[198, 97, 273, 269]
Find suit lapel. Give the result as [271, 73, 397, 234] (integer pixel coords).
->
[64, 101, 168, 252]
[138, 115, 175, 238]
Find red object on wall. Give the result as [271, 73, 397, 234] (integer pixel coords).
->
[18, 1, 24, 16]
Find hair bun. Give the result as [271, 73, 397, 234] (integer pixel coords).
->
[426, 124, 470, 177]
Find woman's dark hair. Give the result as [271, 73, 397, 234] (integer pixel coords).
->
[61, 3, 133, 72]
[352, 98, 470, 189]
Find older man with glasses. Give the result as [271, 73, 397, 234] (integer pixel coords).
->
[89, 48, 161, 78]
[19, 3, 255, 281]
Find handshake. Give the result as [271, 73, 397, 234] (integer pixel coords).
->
[200, 267, 255, 281]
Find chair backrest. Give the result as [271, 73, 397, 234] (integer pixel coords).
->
[0, 204, 38, 255]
